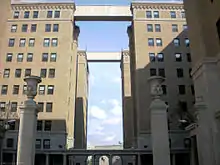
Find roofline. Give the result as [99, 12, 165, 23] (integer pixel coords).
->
[131, 0, 183, 4]
[11, 1, 75, 5]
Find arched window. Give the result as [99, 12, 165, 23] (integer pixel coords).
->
[216, 18, 220, 41]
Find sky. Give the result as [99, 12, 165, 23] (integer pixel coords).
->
[14, 0, 182, 147]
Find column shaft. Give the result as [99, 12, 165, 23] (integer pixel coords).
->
[46, 154, 49, 165]
[63, 154, 67, 165]
[16, 100, 38, 165]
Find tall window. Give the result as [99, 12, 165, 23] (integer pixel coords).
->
[31, 24, 37, 32]
[39, 85, 45, 95]
[178, 85, 186, 95]
[155, 24, 161, 32]
[43, 139, 50, 149]
[6, 138, 14, 148]
[156, 38, 162, 46]
[36, 139, 41, 149]
[54, 11, 60, 18]
[11, 25, 17, 32]
[51, 38, 58, 47]
[216, 18, 220, 42]
[147, 24, 153, 32]
[17, 53, 24, 62]
[185, 38, 190, 47]
[187, 53, 192, 62]
[175, 53, 182, 62]
[45, 24, 51, 32]
[38, 102, 44, 112]
[148, 38, 154, 46]
[0, 102, 6, 112]
[3, 69, 10, 78]
[25, 69, 31, 77]
[158, 68, 165, 77]
[47, 85, 54, 95]
[14, 11, 19, 19]
[150, 68, 157, 76]
[177, 68, 184, 78]
[1, 85, 8, 95]
[49, 69, 55, 78]
[24, 11, 30, 18]
[40, 69, 47, 78]
[29, 38, 35, 47]
[13, 85, 19, 95]
[53, 24, 59, 32]
[27, 53, 33, 62]
[183, 24, 188, 30]
[8, 39, 15, 47]
[44, 120, 52, 131]
[11, 102, 17, 112]
[174, 38, 180, 46]
[23, 85, 27, 95]
[19, 38, 26, 47]
[42, 53, 48, 62]
[37, 121, 43, 131]
[172, 24, 178, 32]
[181, 11, 185, 18]
[33, 11, 39, 18]
[50, 53, 57, 62]
[46, 103, 53, 112]
[15, 69, 22, 78]
[22, 24, 28, 32]
[43, 38, 50, 47]
[149, 53, 155, 62]
[146, 11, 152, 18]
[157, 53, 164, 62]
[6, 53, 13, 62]
[47, 11, 53, 18]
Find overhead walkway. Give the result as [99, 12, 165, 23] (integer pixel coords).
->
[86, 52, 122, 62]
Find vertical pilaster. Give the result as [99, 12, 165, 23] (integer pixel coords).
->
[172, 154, 175, 165]
[63, 154, 67, 165]
[45, 154, 49, 165]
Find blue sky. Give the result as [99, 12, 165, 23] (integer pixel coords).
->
[15, 0, 182, 146]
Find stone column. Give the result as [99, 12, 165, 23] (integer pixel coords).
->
[46, 154, 49, 165]
[63, 154, 67, 165]
[109, 155, 112, 165]
[148, 76, 170, 165]
[16, 76, 42, 165]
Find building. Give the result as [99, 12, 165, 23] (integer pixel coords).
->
[121, 3, 194, 163]
[0, 1, 88, 164]
[183, 0, 220, 165]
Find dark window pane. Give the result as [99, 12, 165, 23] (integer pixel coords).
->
[47, 11, 53, 18]
[44, 120, 52, 131]
[150, 68, 157, 76]
[54, 11, 60, 18]
[46, 102, 53, 112]
[33, 11, 38, 18]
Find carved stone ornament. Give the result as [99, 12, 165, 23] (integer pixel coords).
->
[24, 76, 42, 100]
[148, 76, 165, 98]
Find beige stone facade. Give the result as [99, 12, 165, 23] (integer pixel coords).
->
[0, 1, 88, 162]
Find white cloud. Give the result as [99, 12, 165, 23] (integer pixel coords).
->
[112, 77, 121, 84]
[103, 117, 121, 125]
[89, 106, 107, 120]
[108, 99, 122, 116]
[103, 134, 116, 142]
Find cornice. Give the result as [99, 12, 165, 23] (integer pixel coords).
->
[11, 3, 76, 11]
[131, 2, 184, 11]
[122, 50, 130, 56]
[77, 50, 87, 57]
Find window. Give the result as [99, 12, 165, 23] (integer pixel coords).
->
[50, 53, 57, 62]
[153, 11, 159, 18]
[189, 68, 192, 78]
[43, 139, 50, 149]
[172, 24, 178, 32]
[24, 11, 30, 18]
[6, 138, 14, 148]
[39, 85, 45, 95]
[1, 85, 8, 95]
[36, 139, 41, 149]
[47, 11, 53, 18]
[157, 53, 164, 62]
[0, 102, 6, 112]
[6, 53, 12, 62]
[17, 53, 23, 62]
[11, 102, 17, 112]
[45, 24, 51, 32]
[187, 53, 191, 62]
[53, 24, 59, 32]
[14, 11, 19, 19]
[42, 53, 48, 62]
[146, 11, 152, 18]
[15, 69, 21, 78]
[44, 120, 52, 131]
[11, 25, 17, 32]
[183, 24, 188, 30]
[51, 38, 58, 47]
[49, 69, 55, 78]
[174, 38, 180, 46]
[170, 11, 176, 18]
[47, 85, 54, 95]
[185, 38, 190, 47]
[46, 102, 53, 112]
[19, 38, 26, 47]
[178, 85, 186, 95]
[181, 11, 185, 18]
[217, 19, 220, 41]
[33, 11, 39, 18]
[3, 69, 10, 78]
[13, 85, 19, 95]
[54, 11, 60, 18]
[175, 53, 182, 62]
[158, 68, 165, 77]
[22, 24, 28, 32]
[23, 85, 27, 94]
[27, 53, 33, 62]
[150, 68, 157, 76]
[147, 24, 153, 32]
[179, 101, 187, 112]
[155, 24, 161, 32]
[148, 38, 154, 46]
[156, 38, 162, 46]
[43, 38, 50, 47]
[37, 121, 43, 131]
[161, 85, 167, 95]
[38, 102, 44, 112]
[191, 85, 195, 95]
[31, 24, 37, 32]
[177, 68, 184, 78]
[8, 38, 15, 47]
[9, 121, 15, 130]
[29, 38, 35, 47]
[149, 53, 155, 62]
[40, 69, 47, 78]
[25, 69, 31, 77]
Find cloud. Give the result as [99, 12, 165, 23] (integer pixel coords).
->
[103, 117, 121, 125]
[112, 77, 121, 84]
[89, 106, 107, 120]
[108, 99, 122, 116]
[102, 134, 116, 142]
